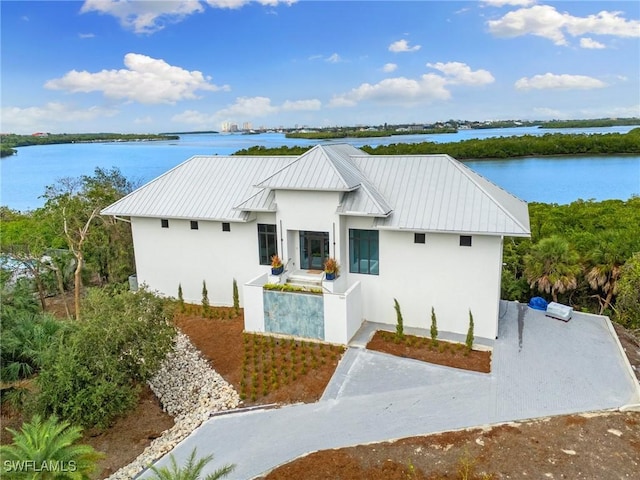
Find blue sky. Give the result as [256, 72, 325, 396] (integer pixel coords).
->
[1, 0, 639, 134]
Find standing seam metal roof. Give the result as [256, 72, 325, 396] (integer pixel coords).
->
[101, 145, 530, 236]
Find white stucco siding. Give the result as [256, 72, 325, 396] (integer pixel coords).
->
[130, 214, 275, 305]
[274, 190, 343, 270]
[358, 230, 502, 340]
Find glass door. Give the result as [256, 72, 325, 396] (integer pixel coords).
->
[299, 231, 330, 271]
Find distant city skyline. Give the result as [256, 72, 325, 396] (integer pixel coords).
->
[1, 1, 639, 135]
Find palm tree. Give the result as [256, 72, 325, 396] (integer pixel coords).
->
[585, 233, 627, 314]
[0, 415, 103, 479]
[524, 236, 581, 302]
[148, 448, 235, 480]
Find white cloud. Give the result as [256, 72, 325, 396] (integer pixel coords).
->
[515, 73, 607, 90]
[80, 0, 204, 34]
[134, 116, 153, 124]
[172, 109, 215, 125]
[330, 62, 493, 108]
[206, 0, 296, 8]
[45, 53, 229, 104]
[81, 0, 296, 34]
[580, 37, 605, 49]
[326, 53, 342, 63]
[426, 62, 495, 85]
[488, 5, 640, 45]
[213, 95, 320, 118]
[0, 102, 118, 133]
[382, 63, 398, 73]
[281, 99, 321, 111]
[216, 97, 276, 118]
[329, 75, 450, 107]
[78, 33, 95, 39]
[388, 39, 421, 53]
[533, 107, 565, 118]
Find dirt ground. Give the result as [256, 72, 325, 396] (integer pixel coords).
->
[2, 303, 639, 479]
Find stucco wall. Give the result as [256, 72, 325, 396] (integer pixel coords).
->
[274, 190, 343, 270]
[130, 213, 275, 305]
[369, 230, 503, 340]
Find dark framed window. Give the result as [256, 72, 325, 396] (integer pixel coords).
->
[160, 219, 169, 228]
[414, 233, 426, 244]
[349, 229, 379, 275]
[258, 224, 277, 265]
[190, 220, 199, 230]
[460, 235, 472, 247]
[222, 222, 231, 232]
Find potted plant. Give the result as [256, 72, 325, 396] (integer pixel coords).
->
[271, 254, 284, 275]
[324, 257, 339, 280]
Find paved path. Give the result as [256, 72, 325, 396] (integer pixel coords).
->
[141, 301, 639, 479]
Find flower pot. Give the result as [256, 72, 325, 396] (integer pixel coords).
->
[325, 272, 336, 281]
[271, 265, 284, 275]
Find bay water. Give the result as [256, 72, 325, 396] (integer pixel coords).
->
[1, 126, 638, 211]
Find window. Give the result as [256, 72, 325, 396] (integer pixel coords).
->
[258, 224, 277, 265]
[349, 229, 379, 275]
[414, 233, 426, 244]
[190, 221, 199, 230]
[160, 219, 169, 228]
[460, 235, 472, 247]
[222, 222, 231, 232]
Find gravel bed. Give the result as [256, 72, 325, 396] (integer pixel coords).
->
[105, 332, 240, 479]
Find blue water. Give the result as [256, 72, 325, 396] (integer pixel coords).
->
[1, 126, 638, 211]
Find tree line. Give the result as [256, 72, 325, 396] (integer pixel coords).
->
[235, 128, 640, 158]
[0, 132, 178, 157]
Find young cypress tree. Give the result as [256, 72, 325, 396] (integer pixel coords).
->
[430, 306, 438, 347]
[202, 280, 210, 318]
[178, 283, 185, 313]
[466, 309, 474, 351]
[394, 298, 404, 341]
[232, 279, 239, 316]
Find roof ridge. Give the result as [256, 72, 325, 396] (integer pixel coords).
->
[357, 180, 392, 215]
[447, 156, 529, 234]
[317, 145, 358, 190]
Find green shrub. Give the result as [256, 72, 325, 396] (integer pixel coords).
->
[35, 287, 174, 429]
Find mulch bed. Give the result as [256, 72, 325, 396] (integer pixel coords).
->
[366, 331, 492, 373]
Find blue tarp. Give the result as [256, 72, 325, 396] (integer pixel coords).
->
[528, 297, 548, 311]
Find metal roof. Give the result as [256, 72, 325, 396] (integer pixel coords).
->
[256, 144, 369, 191]
[101, 155, 294, 221]
[351, 154, 530, 236]
[102, 145, 530, 236]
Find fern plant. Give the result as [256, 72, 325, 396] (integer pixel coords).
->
[148, 447, 234, 480]
[0, 414, 103, 479]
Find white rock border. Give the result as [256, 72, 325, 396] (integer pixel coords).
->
[105, 332, 240, 480]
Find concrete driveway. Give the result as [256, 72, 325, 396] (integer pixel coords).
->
[141, 301, 639, 479]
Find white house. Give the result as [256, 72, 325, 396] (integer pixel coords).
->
[102, 144, 530, 344]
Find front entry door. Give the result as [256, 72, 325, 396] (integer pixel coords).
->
[300, 231, 330, 270]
